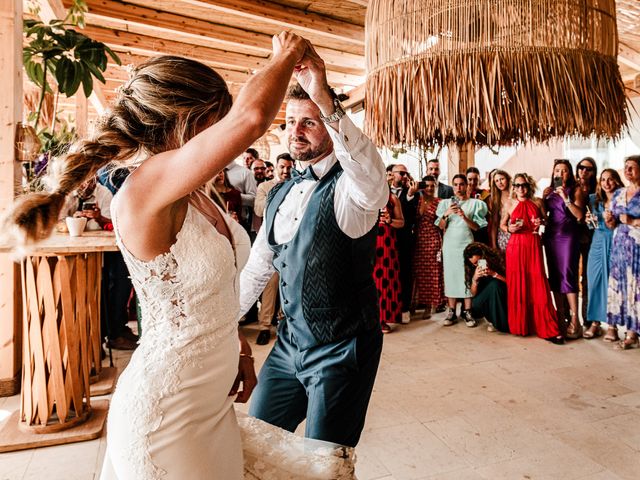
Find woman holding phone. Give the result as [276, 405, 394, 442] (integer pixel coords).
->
[543, 159, 585, 339]
[374, 191, 405, 333]
[463, 243, 509, 333]
[503, 174, 563, 343]
[436, 174, 488, 327]
[413, 176, 444, 318]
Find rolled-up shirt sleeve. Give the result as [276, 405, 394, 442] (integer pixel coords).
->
[238, 225, 276, 320]
[327, 115, 388, 238]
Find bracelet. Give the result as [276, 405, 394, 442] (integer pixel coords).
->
[564, 199, 572, 207]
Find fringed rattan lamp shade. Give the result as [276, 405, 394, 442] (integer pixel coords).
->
[365, 0, 629, 148]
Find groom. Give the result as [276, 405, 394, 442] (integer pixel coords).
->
[238, 45, 387, 447]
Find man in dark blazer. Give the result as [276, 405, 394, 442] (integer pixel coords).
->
[390, 164, 417, 323]
[427, 159, 454, 199]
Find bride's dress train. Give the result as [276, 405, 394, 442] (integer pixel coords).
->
[100, 200, 355, 479]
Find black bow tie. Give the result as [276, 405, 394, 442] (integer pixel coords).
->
[291, 166, 318, 182]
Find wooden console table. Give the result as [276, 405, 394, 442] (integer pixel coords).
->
[0, 231, 117, 451]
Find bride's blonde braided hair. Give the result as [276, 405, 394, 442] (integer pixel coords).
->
[3, 55, 232, 246]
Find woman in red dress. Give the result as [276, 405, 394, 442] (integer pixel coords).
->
[502, 173, 563, 344]
[412, 176, 444, 318]
[374, 192, 405, 333]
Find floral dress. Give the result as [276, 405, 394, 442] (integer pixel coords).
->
[607, 188, 640, 333]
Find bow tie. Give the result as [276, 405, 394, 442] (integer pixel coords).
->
[291, 166, 318, 182]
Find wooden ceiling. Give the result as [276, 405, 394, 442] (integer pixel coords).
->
[34, 0, 640, 130]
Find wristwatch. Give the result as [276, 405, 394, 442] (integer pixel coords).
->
[319, 97, 346, 124]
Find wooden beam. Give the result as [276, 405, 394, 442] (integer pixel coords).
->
[0, 0, 23, 397]
[82, 25, 269, 71]
[345, 0, 369, 6]
[343, 84, 365, 110]
[619, 44, 640, 72]
[35, 0, 106, 113]
[183, 0, 364, 46]
[448, 142, 475, 176]
[76, 0, 364, 71]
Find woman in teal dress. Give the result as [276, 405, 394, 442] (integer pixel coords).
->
[583, 169, 623, 340]
[436, 174, 488, 327]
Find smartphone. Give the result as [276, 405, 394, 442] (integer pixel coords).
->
[477, 259, 487, 269]
[81, 201, 96, 211]
[513, 218, 524, 227]
[552, 176, 563, 189]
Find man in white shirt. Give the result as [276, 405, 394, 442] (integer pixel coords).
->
[239, 47, 388, 447]
[225, 156, 257, 234]
[253, 153, 295, 345]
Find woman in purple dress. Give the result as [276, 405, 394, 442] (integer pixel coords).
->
[604, 156, 640, 350]
[543, 159, 586, 339]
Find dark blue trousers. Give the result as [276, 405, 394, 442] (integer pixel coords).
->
[249, 323, 382, 447]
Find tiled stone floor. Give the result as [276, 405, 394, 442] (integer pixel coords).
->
[2, 312, 639, 479]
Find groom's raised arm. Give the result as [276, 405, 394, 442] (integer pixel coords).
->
[238, 225, 276, 320]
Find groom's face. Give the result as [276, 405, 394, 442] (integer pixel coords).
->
[285, 99, 333, 164]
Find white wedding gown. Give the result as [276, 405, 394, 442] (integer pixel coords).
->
[100, 200, 356, 480]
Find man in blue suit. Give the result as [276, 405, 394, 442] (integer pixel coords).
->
[238, 45, 387, 447]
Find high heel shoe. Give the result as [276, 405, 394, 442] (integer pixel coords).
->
[583, 324, 602, 339]
[615, 333, 639, 350]
[566, 322, 583, 340]
[603, 327, 619, 342]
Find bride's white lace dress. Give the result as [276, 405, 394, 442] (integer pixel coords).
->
[100, 199, 355, 480]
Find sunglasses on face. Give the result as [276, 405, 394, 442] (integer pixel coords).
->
[393, 171, 408, 176]
[513, 183, 529, 189]
[577, 165, 594, 172]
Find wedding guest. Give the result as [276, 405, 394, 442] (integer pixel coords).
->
[412, 176, 444, 319]
[374, 191, 405, 333]
[576, 157, 598, 328]
[488, 169, 512, 252]
[503, 173, 563, 344]
[426, 159, 453, 199]
[583, 169, 623, 340]
[252, 153, 295, 345]
[265, 161, 274, 180]
[543, 159, 585, 339]
[251, 159, 268, 185]
[227, 153, 257, 233]
[467, 167, 490, 244]
[242, 148, 259, 169]
[464, 243, 509, 333]
[386, 163, 396, 186]
[436, 174, 488, 327]
[604, 155, 640, 350]
[206, 169, 242, 222]
[390, 163, 417, 323]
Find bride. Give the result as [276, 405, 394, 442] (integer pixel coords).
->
[5, 33, 355, 479]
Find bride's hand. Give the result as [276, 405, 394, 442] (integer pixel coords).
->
[229, 332, 258, 402]
[272, 31, 307, 64]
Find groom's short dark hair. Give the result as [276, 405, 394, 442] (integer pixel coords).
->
[286, 83, 310, 101]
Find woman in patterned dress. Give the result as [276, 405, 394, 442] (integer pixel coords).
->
[374, 192, 405, 333]
[605, 156, 640, 350]
[412, 176, 444, 319]
[488, 170, 512, 253]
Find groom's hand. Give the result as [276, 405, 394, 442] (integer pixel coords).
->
[230, 355, 258, 403]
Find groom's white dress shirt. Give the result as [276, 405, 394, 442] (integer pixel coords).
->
[238, 115, 388, 316]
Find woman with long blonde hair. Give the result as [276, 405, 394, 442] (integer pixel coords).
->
[3, 34, 350, 480]
[488, 169, 512, 252]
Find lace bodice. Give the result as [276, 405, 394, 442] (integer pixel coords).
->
[110, 199, 250, 478]
[113, 202, 248, 349]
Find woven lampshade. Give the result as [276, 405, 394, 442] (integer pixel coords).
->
[365, 0, 629, 148]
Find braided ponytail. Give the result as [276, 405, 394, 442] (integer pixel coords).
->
[3, 55, 232, 249]
[2, 118, 139, 246]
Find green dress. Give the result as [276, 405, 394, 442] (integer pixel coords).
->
[435, 198, 488, 298]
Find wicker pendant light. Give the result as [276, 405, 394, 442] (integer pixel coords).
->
[365, 0, 629, 148]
